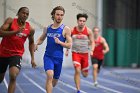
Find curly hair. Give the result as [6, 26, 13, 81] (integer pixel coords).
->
[51, 6, 65, 20]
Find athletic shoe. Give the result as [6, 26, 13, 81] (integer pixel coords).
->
[94, 81, 98, 87]
[77, 90, 80, 93]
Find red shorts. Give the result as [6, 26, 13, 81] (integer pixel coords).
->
[72, 52, 89, 72]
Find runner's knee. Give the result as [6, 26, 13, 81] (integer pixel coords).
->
[9, 73, 18, 81]
[82, 72, 88, 77]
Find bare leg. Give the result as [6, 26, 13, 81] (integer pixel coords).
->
[93, 64, 98, 86]
[46, 70, 54, 93]
[82, 71, 88, 78]
[52, 78, 58, 87]
[8, 66, 20, 93]
[74, 67, 81, 91]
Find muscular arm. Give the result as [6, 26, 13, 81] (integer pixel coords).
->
[102, 37, 109, 54]
[65, 28, 73, 56]
[0, 17, 22, 37]
[60, 26, 72, 49]
[34, 27, 47, 51]
[28, 26, 36, 68]
[35, 27, 47, 45]
[88, 28, 95, 51]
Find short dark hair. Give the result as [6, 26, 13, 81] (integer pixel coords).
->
[51, 6, 65, 20]
[77, 13, 88, 20]
[17, 7, 29, 15]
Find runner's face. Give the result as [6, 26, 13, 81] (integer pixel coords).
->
[54, 10, 64, 23]
[93, 28, 100, 36]
[18, 8, 29, 23]
[77, 17, 86, 28]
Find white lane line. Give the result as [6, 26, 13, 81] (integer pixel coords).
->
[55, 87, 69, 93]
[96, 77, 140, 92]
[103, 68, 140, 82]
[34, 72, 87, 93]
[63, 74, 123, 93]
[16, 83, 25, 93]
[23, 73, 46, 92]
[4, 77, 8, 89]
[32, 72, 68, 93]
[58, 80, 87, 93]
[114, 69, 140, 73]
[25, 72, 74, 93]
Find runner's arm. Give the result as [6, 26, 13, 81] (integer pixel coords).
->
[102, 38, 109, 54]
[28, 26, 36, 68]
[55, 26, 72, 49]
[0, 17, 23, 37]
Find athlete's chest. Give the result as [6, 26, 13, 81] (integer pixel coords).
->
[72, 34, 88, 40]
[11, 25, 30, 38]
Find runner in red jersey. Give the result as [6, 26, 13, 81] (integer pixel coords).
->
[66, 13, 94, 93]
[91, 27, 109, 87]
[0, 7, 36, 93]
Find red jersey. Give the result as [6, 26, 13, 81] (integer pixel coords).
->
[71, 26, 89, 53]
[72, 26, 89, 35]
[92, 36, 104, 60]
[0, 18, 30, 57]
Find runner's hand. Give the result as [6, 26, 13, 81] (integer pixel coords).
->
[65, 49, 69, 56]
[90, 50, 93, 56]
[54, 37, 61, 44]
[34, 44, 38, 52]
[31, 60, 37, 68]
[16, 27, 24, 33]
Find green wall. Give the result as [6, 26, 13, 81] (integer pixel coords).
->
[103, 29, 140, 67]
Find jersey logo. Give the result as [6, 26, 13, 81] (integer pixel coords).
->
[24, 29, 28, 30]
[47, 33, 61, 37]
[16, 33, 27, 37]
[76, 35, 85, 39]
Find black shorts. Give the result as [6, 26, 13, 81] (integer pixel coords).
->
[0, 56, 22, 73]
[91, 57, 103, 70]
